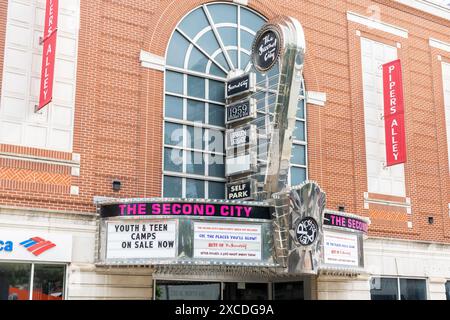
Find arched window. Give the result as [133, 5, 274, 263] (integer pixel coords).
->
[163, 2, 307, 199]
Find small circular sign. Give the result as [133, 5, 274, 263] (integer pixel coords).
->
[295, 217, 318, 246]
[252, 27, 281, 72]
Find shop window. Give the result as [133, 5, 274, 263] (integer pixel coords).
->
[223, 282, 269, 300]
[370, 277, 427, 300]
[360, 37, 406, 197]
[163, 3, 308, 198]
[273, 282, 304, 300]
[0, 262, 65, 300]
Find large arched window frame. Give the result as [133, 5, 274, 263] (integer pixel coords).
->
[162, 2, 307, 199]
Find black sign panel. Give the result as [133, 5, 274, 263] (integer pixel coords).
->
[323, 212, 369, 233]
[226, 99, 255, 124]
[226, 73, 254, 98]
[252, 28, 281, 72]
[226, 180, 254, 200]
[100, 201, 272, 220]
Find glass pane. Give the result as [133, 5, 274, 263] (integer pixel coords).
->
[164, 147, 183, 172]
[228, 50, 238, 70]
[209, 104, 225, 127]
[163, 176, 182, 198]
[156, 280, 220, 300]
[209, 181, 225, 199]
[186, 179, 205, 198]
[291, 167, 306, 186]
[209, 80, 225, 103]
[213, 53, 230, 71]
[218, 27, 237, 47]
[240, 52, 251, 71]
[208, 129, 225, 154]
[167, 31, 190, 68]
[187, 75, 205, 99]
[240, 8, 265, 31]
[165, 95, 183, 119]
[294, 120, 305, 141]
[0, 263, 31, 300]
[370, 277, 398, 300]
[208, 155, 225, 177]
[223, 283, 268, 300]
[165, 71, 183, 94]
[188, 47, 209, 73]
[209, 63, 227, 78]
[400, 279, 427, 300]
[273, 282, 304, 300]
[197, 30, 220, 56]
[187, 100, 205, 123]
[32, 264, 65, 300]
[164, 122, 183, 146]
[240, 30, 254, 52]
[208, 4, 237, 24]
[178, 8, 209, 39]
[186, 151, 205, 176]
[292, 144, 306, 166]
[297, 98, 305, 119]
[187, 126, 205, 150]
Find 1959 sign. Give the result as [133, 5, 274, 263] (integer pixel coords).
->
[226, 99, 256, 124]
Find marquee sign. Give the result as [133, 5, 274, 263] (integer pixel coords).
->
[383, 59, 406, 166]
[252, 27, 281, 72]
[225, 73, 256, 99]
[37, 0, 59, 111]
[100, 201, 272, 220]
[106, 220, 177, 259]
[323, 212, 368, 233]
[225, 99, 257, 124]
[193, 222, 262, 261]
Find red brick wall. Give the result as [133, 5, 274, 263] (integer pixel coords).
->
[0, 0, 449, 243]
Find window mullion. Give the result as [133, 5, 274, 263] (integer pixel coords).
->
[202, 4, 235, 70]
[29, 263, 35, 300]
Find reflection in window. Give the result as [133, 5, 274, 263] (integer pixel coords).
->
[273, 282, 304, 300]
[0, 263, 31, 300]
[32, 265, 65, 300]
[370, 277, 427, 300]
[0, 263, 65, 300]
[446, 281, 450, 300]
[156, 281, 221, 300]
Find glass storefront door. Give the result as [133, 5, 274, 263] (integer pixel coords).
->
[155, 280, 305, 300]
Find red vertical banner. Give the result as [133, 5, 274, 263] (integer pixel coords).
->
[382, 59, 407, 167]
[37, 0, 59, 111]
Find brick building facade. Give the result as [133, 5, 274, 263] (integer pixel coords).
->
[0, 0, 449, 300]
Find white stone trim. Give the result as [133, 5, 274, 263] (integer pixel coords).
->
[233, 0, 248, 5]
[139, 50, 165, 71]
[429, 38, 450, 53]
[395, 0, 450, 21]
[306, 91, 327, 106]
[347, 11, 408, 39]
[70, 186, 80, 195]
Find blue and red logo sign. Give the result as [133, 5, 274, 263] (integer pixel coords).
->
[19, 237, 56, 256]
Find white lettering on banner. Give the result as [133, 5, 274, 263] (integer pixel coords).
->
[106, 220, 177, 259]
[193, 222, 262, 261]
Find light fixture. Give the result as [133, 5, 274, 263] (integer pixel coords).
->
[428, 217, 434, 224]
[338, 205, 345, 212]
[112, 180, 121, 191]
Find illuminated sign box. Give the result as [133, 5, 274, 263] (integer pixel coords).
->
[226, 179, 256, 201]
[225, 153, 257, 176]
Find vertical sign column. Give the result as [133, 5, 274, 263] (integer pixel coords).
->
[382, 59, 407, 166]
[225, 73, 258, 200]
[37, 0, 59, 111]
